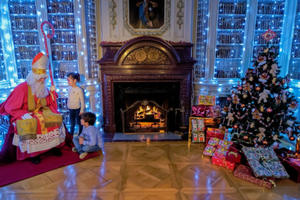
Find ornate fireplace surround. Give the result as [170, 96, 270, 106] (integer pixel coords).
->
[98, 36, 195, 133]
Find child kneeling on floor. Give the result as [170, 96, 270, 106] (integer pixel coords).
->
[72, 112, 103, 159]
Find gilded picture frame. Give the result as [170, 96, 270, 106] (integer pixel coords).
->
[124, 0, 170, 35]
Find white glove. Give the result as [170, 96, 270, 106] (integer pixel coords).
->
[21, 113, 32, 119]
[50, 85, 56, 92]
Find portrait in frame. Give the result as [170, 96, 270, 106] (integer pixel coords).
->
[124, 0, 170, 35]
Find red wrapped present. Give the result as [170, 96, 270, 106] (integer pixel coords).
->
[206, 128, 225, 144]
[212, 154, 235, 171]
[226, 151, 241, 163]
[192, 105, 214, 118]
[233, 165, 275, 189]
[275, 148, 300, 183]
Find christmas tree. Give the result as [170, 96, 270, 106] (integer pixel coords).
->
[222, 45, 299, 146]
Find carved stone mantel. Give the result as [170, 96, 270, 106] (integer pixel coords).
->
[98, 36, 195, 133]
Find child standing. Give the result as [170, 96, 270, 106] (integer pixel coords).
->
[72, 112, 103, 159]
[67, 72, 84, 135]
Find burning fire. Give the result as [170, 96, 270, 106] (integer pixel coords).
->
[135, 105, 161, 120]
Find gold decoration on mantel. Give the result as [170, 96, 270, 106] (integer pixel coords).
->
[123, 46, 171, 65]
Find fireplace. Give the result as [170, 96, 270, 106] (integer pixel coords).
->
[98, 36, 195, 133]
[115, 81, 180, 133]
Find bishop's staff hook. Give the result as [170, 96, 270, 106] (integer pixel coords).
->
[41, 21, 55, 86]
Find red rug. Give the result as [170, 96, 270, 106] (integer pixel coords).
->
[0, 145, 100, 187]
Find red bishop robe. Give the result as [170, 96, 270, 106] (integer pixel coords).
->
[0, 82, 65, 161]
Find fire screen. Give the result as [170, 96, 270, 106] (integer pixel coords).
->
[121, 100, 168, 134]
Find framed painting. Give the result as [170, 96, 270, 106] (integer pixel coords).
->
[124, 0, 170, 35]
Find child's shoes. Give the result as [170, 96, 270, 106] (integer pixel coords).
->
[79, 152, 88, 159]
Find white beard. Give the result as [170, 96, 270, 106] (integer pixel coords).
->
[26, 71, 49, 98]
[29, 81, 49, 98]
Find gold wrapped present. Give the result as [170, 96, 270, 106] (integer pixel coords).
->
[16, 118, 37, 140]
[43, 109, 63, 128]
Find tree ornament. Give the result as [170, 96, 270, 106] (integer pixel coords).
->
[263, 140, 268, 145]
[249, 76, 254, 82]
[270, 64, 278, 77]
[257, 56, 266, 63]
[260, 105, 264, 112]
[252, 109, 261, 120]
[267, 108, 272, 113]
[289, 136, 295, 141]
[258, 89, 270, 104]
[243, 93, 248, 99]
[263, 64, 268, 71]
[243, 135, 248, 140]
[255, 86, 261, 91]
[233, 124, 238, 129]
[232, 95, 239, 104]
[226, 112, 234, 126]
[272, 78, 276, 84]
[259, 73, 269, 83]
[289, 101, 297, 110]
[241, 104, 245, 108]
[257, 127, 266, 142]
[223, 106, 229, 112]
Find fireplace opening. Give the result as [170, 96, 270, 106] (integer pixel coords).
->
[114, 82, 180, 133]
[121, 100, 167, 133]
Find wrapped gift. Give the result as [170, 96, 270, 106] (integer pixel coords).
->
[233, 165, 275, 189]
[212, 153, 235, 171]
[207, 137, 220, 146]
[242, 147, 289, 179]
[275, 148, 300, 183]
[218, 140, 232, 149]
[225, 145, 242, 163]
[192, 105, 207, 117]
[192, 131, 205, 143]
[204, 118, 216, 126]
[197, 95, 216, 105]
[203, 145, 216, 156]
[226, 151, 241, 163]
[191, 105, 216, 118]
[203, 138, 232, 157]
[206, 128, 225, 144]
[191, 118, 205, 131]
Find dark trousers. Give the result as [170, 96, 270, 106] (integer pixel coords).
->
[69, 108, 82, 135]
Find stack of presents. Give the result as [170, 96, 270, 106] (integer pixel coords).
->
[189, 95, 300, 189]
